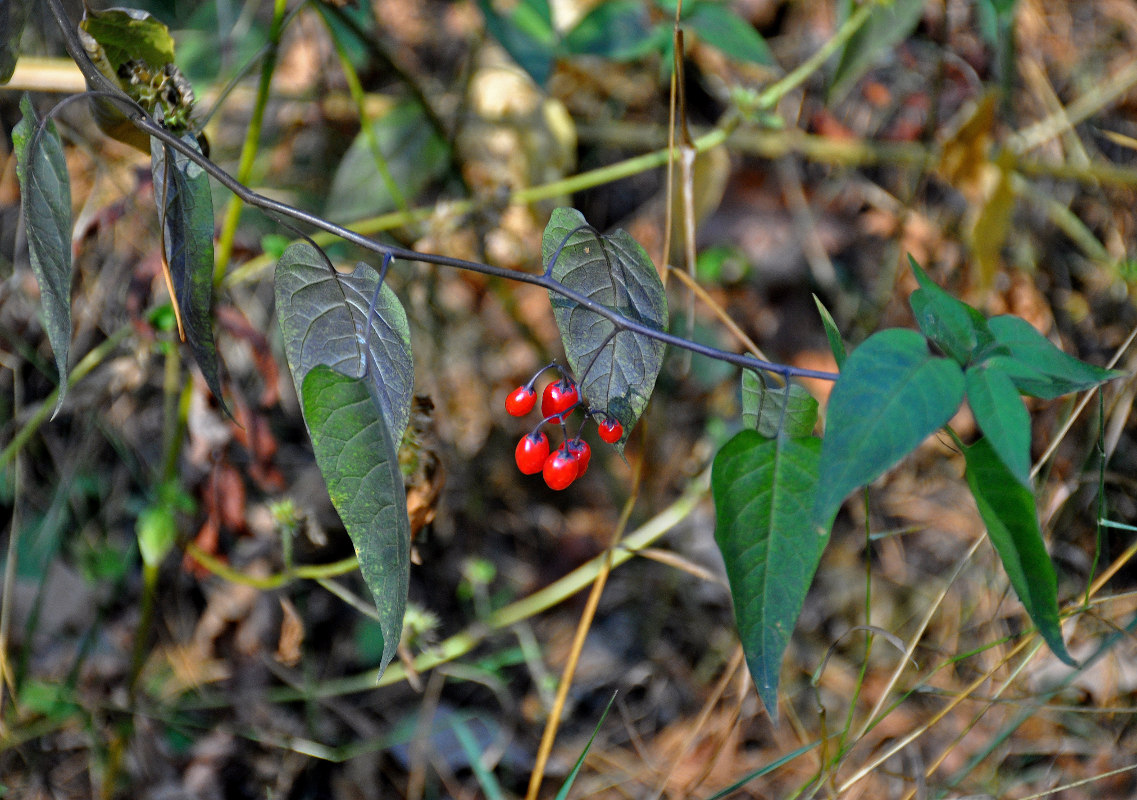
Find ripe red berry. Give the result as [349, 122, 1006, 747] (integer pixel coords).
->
[541, 379, 580, 419]
[505, 385, 537, 416]
[566, 438, 591, 477]
[515, 432, 550, 475]
[542, 445, 579, 490]
[598, 418, 623, 443]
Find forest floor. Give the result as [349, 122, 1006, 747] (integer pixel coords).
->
[3, 0, 1137, 798]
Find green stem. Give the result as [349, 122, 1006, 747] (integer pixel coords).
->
[0, 325, 131, 472]
[185, 542, 361, 590]
[317, 5, 409, 213]
[213, 0, 289, 287]
[181, 474, 707, 707]
[756, 1, 875, 110]
[128, 562, 159, 702]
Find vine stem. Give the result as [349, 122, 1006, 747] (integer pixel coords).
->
[213, 0, 290, 288]
[42, 0, 838, 384]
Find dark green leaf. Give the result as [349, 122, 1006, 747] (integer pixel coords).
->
[14, 96, 73, 413]
[301, 365, 410, 678]
[813, 329, 964, 531]
[964, 436, 1074, 666]
[965, 362, 1031, 486]
[987, 315, 1123, 399]
[151, 134, 224, 408]
[829, 0, 924, 102]
[79, 6, 176, 72]
[325, 102, 449, 224]
[477, 0, 556, 85]
[0, 0, 31, 82]
[562, 1, 652, 60]
[712, 430, 823, 718]
[812, 293, 846, 370]
[543, 208, 668, 452]
[275, 242, 414, 444]
[686, 2, 774, 66]
[907, 255, 995, 365]
[741, 369, 818, 439]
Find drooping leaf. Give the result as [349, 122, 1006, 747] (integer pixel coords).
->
[907, 255, 995, 365]
[477, 0, 557, 85]
[325, 101, 449, 224]
[301, 365, 410, 678]
[151, 134, 224, 408]
[14, 95, 73, 414]
[0, 0, 31, 83]
[963, 436, 1074, 666]
[813, 329, 964, 531]
[812, 293, 846, 370]
[542, 207, 667, 451]
[562, 0, 652, 60]
[965, 362, 1031, 486]
[275, 242, 414, 444]
[987, 315, 1123, 399]
[712, 430, 823, 718]
[741, 369, 818, 439]
[685, 1, 774, 66]
[828, 0, 925, 102]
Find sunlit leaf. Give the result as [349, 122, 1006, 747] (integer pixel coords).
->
[14, 95, 73, 414]
[151, 134, 224, 408]
[986, 315, 1123, 399]
[964, 436, 1074, 666]
[275, 242, 414, 444]
[813, 329, 964, 531]
[542, 207, 667, 451]
[741, 369, 817, 439]
[713, 430, 823, 718]
[301, 365, 410, 678]
[80, 6, 176, 72]
[965, 362, 1031, 486]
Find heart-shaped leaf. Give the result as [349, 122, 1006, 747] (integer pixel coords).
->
[152, 134, 224, 409]
[712, 430, 823, 719]
[542, 207, 667, 451]
[986, 315, 1123, 399]
[301, 364, 410, 678]
[14, 96, 73, 414]
[275, 242, 414, 444]
[813, 329, 964, 531]
[741, 369, 818, 439]
[964, 436, 1074, 666]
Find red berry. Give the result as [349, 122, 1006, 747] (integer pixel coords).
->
[515, 432, 550, 475]
[541, 379, 580, 419]
[505, 385, 537, 416]
[566, 438, 591, 477]
[598, 418, 623, 443]
[542, 445, 579, 490]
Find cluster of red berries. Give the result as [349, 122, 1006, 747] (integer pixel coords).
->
[505, 366, 623, 491]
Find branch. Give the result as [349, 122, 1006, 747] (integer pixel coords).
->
[41, 0, 840, 384]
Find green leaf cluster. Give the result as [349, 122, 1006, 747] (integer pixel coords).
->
[713, 256, 1122, 716]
